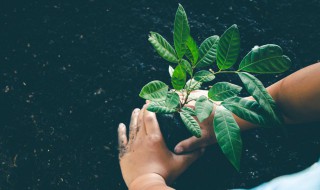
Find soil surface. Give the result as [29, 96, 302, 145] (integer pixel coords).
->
[1, 0, 320, 189]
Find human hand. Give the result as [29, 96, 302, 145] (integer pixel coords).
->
[118, 105, 204, 189]
[174, 90, 218, 154]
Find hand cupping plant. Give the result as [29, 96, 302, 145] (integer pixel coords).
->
[139, 4, 291, 171]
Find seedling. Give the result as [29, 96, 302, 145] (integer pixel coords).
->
[139, 4, 291, 171]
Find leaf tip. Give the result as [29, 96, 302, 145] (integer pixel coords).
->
[195, 132, 202, 138]
[138, 91, 144, 99]
[234, 163, 240, 172]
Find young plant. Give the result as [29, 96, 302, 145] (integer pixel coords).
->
[139, 4, 291, 171]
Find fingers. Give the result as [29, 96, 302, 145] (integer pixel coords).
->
[118, 123, 128, 159]
[174, 136, 206, 154]
[143, 108, 161, 135]
[129, 108, 140, 141]
[137, 105, 147, 136]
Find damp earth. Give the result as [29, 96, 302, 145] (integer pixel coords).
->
[1, 0, 320, 189]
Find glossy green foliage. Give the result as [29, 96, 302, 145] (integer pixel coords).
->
[171, 64, 187, 90]
[182, 107, 196, 116]
[238, 72, 282, 125]
[148, 32, 178, 63]
[147, 101, 177, 113]
[165, 92, 180, 108]
[139, 80, 168, 102]
[194, 70, 215, 82]
[222, 97, 266, 125]
[185, 35, 199, 64]
[195, 96, 213, 122]
[185, 79, 202, 91]
[180, 110, 201, 138]
[216, 25, 240, 70]
[208, 82, 242, 101]
[238, 44, 291, 73]
[174, 4, 190, 59]
[196, 36, 220, 68]
[180, 59, 193, 76]
[141, 4, 291, 172]
[214, 106, 242, 171]
[147, 92, 180, 114]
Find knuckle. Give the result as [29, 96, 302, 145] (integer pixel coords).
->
[144, 114, 154, 123]
[148, 134, 162, 143]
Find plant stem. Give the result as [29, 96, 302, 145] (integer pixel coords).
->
[211, 70, 239, 75]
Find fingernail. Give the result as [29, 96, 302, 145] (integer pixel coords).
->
[119, 123, 126, 129]
[175, 146, 183, 154]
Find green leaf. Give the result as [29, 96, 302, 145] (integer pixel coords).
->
[139, 80, 168, 102]
[174, 4, 190, 59]
[185, 35, 199, 64]
[147, 101, 176, 113]
[208, 82, 242, 101]
[168, 65, 174, 77]
[148, 32, 178, 63]
[165, 92, 180, 109]
[222, 97, 267, 125]
[196, 36, 220, 68]
[195, 95, 213, 122]
[171, 64, 187, 90]
[180, 59, 193, 76]
[238, 44, 291, 74]
[147, 92, 180, 114]
[180, 110, 201, 138]
[238, 72, 282, 125]
[185, 79, 202, 90]
[216, 24, 240, 70]
[214, 106, 242, 171]
[194, 70, 215, 82]
[182, 107, 196, 116]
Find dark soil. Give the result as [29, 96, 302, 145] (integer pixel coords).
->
[1, 0, 320, 189]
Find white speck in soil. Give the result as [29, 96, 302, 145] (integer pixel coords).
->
[94, 88, 105, 95]
[4, 86, 10, 93]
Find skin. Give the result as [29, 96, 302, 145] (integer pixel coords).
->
[174, 62, 320, 153]
[119, 62, 320, 189]
[118, 105, 204, 190]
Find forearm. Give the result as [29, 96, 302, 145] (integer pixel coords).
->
[267, 62, 320, 124]
[235, 62, 320, 130]
[129, 173, 174, 190]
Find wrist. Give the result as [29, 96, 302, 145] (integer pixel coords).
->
[129, 173, 174, 190]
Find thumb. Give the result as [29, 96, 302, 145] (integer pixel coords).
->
[174, 136, 206, 154]
[174, 148, 205, 169]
